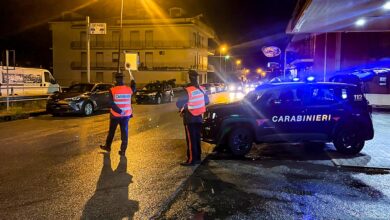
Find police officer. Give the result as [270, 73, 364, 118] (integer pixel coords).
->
[176, 70, 210, 166]
[100, 71, 136, 156]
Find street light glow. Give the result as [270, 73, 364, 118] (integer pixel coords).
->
[355, 18, 366, 26]
[256, 68, 262, 74]
[220, 45, 227, 53]
[236, 60, 242, 65]
[384, 1, 390, 10]
[225, 55, 230, 60]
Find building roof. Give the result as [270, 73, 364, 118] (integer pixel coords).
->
[287, 0, 390, 33]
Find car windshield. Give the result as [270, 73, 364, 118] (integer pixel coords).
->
[68, 84, 94, 93]
[242, 90, 265, 103]
[143, 84, 162, 91]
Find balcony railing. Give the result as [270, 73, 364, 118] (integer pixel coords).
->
[70, 40, 208, 50]
[70, 61, 207, 71]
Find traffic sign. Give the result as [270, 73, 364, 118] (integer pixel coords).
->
[89, 23, 106, 35]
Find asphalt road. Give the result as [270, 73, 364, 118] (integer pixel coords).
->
[0, 98, 216, 219]
[162, 112, 390, 219]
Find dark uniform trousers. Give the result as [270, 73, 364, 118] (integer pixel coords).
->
[184, 123, 202, 163]
[105, 116, 130, 152]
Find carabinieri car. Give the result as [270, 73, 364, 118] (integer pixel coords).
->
[202, 82, 374, 156]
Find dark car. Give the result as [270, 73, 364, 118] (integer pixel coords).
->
[135, 82, 173, 104]
[202, 82, 374, 156]
[47, 83, 113, 116]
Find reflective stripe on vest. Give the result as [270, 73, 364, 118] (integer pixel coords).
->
[110, 85, 133, 117]
[185, 86, 206, 116]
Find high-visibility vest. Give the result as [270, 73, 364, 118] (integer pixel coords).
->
[110, 85, 133, 117]
[185, 86, 206, 116]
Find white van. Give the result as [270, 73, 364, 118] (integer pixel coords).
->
[0, 67, 60, 97]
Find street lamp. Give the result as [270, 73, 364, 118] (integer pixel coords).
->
[219, 45, 227, 73]
[224, 55, 230, 73]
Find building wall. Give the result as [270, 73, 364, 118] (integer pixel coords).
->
[50, 18, 214, 86]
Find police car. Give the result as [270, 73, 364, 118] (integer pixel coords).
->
[202, 81, 374, 156]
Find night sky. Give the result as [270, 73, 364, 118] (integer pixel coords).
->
[0, 0, 297, 69]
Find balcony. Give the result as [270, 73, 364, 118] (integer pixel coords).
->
[70, 61, 207, 71]
[70, 40, 207, 50]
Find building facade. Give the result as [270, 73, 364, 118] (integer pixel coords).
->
[50, 9, 215, 86]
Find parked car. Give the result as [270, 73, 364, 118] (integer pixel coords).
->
[0, 66, 60, 97]
[135, 82, 174, 104]
[46, 83, 113, 116]
[202, 81, 374, 156]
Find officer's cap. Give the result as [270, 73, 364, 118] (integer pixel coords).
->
[115, 72, 124, 79]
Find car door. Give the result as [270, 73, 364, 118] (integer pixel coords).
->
[304, 85, 345, 138]
[256, 86, 306, 141]
[101, 84, 113, 108]
[91, 84, 107, 109]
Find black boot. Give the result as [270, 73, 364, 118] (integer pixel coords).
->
[100, 145, 111, 152]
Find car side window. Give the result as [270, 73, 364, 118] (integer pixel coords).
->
[94, 85, 106, 92]
[308, 87, 337, 105]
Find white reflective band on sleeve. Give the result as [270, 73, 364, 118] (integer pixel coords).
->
[115, 101, 130, 105]
[188, 103, 205, 109]
[188, 97, 204, 103]
[120, 107, 131, 111]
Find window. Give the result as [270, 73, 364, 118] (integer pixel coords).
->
[145, 30, 153, 48]
[159, 51, 165, 55]
[81, 52, 87, 67]
[130, 31, 140, 48]
[112, 52, 119, 62]
[81, 72, 87, 83]
[308, 87, 336, 105]
[44, 72, 51, 83]
[96, 72, 103, 82]
[145, 52, 153, 68]
[112, 31, 120, 43]
[96, 52, 104, 67]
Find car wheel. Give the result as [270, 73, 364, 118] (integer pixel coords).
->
[82, 101, 94, 116]
[156, 96, 162, 104]
[228, 127, 253, 157]
[334, 129, 365, 155]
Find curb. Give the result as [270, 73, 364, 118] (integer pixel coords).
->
[0, 110, 47, 122]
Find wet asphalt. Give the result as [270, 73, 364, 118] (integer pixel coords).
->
[1, 93, 390, 219]
[161, 113, 390, 220]
[0, 98, 215, 219]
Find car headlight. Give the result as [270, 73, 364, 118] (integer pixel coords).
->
[229, 85, 236, 91]
[65, 96, 81, 101]
[237, 86, 243, 90]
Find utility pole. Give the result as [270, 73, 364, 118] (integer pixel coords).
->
[86, 16, 91, 83]
[5, 50, 9, 111]
[117, 0, 124, 74]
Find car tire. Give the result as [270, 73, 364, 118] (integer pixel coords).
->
[333, 129, 365, 155]
[228, 127, 253, 157]
[82, 101, 94, 116]
[156, 96, 162, 104]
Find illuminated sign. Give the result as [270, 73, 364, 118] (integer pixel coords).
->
[262, 46, 281, 58]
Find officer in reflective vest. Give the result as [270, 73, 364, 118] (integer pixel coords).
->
[176, 70, 210, 166]
[100, 72, 136, 156]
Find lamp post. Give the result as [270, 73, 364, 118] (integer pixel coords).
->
[219, 45, 227, 73]
[117, 0, 124, 73]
